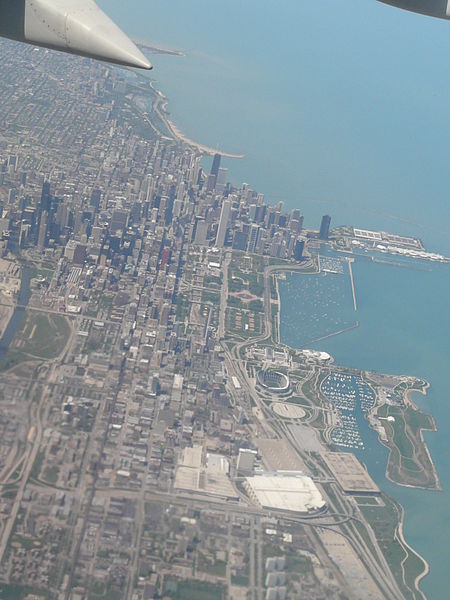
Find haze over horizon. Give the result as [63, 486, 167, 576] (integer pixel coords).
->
[0, 3, 448, 599]
[101, 0, 450, 252]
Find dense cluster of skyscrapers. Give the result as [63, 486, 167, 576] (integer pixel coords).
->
[1, 145, 330, 269]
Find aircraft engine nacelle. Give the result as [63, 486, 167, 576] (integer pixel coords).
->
[0, 0, 151, 69]
[378, 0, 450, 19]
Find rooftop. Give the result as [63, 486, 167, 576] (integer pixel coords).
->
[245, 473, 326, 514]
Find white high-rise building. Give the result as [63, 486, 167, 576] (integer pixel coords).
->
[215, 199, 231, 248]
[247, 224, 260, 254]
[194, 218, 208, 246]
[215, 167, 228, 194]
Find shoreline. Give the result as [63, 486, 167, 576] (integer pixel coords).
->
[397, 502, 430, 600]
[139, 58, 443, 595]
[145, 82, 245, 159]
[273, 262, 438, 597]
[166, 119, 245, 159]
[405, 382, 429, 407]
[131, 70, 245, 159]
[135, 40, 185, 57]
[372, 383, 441, 492]
[403, 383, 442, 492]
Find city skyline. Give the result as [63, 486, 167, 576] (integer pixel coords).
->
[0, 35, 447, 600]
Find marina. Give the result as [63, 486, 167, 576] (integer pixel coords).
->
[320, 373, 376, 450]
[279, 270, 356, 347]
[279, 254, 450, 597]
[319, 255, 345, 274]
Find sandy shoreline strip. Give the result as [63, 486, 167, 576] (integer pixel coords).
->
[135, 60, 244, 159]
[166, 119, 244, 159]
[135, 41, 185, 57]
[397, 503, 430, 600]
[404, 381, 430, 407]
[404, 383, 441, 491]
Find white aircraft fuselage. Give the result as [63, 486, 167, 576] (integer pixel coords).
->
[0, 0, 152, 69]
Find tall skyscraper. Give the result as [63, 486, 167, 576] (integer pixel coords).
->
[7, 154, 17, 169]
[35, 182, 51, 245]
[206, 154, 223, 193]
[173, 198, 183, 218]
[215, 199, 231, 248]
[215, 167, 228, 194]
[319, 215, 331, 240]
[19, 223, 30, 248]
[232, 230, 249, 251]
[206, 173, 217, 193]
[294, 240, 305, 261]
[247, 224, 260, 254]
[40, 181, 51, 212]
[37, 211, 48, 250]
[90, 188, 101, 211]
[210, 153, 221, 177]
[110, 209, 129, 234]
[194, 217, 208, 246]
[249, 204, 257, 222]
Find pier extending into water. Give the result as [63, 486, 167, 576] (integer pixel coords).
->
[348, 259, 357, 311]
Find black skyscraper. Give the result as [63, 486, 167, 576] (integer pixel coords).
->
[40, 181, 51, 212]
[35, 181, 51, 244]
[210, 153, 221, 176]
[90, 188, 101, 211]
[319, 215, 331, 240]
[294, 240, 305, 261]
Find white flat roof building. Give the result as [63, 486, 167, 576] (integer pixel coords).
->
[245, 473, 326, 514]
[207, 453, 230, 474]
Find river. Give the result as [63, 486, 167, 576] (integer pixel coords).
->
[0, 267, 32, 361]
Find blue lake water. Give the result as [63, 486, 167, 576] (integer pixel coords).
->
[97, 1, 450, 595]
[279, 257, 450, 598]
[101, 0, 450, 254]
[279, 267, 357, 346]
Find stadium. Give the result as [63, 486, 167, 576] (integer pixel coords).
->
[256, 369, 291, 395]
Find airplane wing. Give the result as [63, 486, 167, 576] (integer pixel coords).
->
[378, 0, 450, 19]
[0, 0, 152, 69]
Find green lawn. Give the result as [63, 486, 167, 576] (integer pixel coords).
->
[354, 496, 380, 506]
[360, 496, 425, 600]
[286, 553, 313, 575]
[29, 267, 54, 284]
[164, 580, 225, 600]
[0, 585, 48, 600]
[0, 350, 29, 372]
[377, 404, 437, 488]
[43, 465, 59, 484]
[231, 575, 249, 586]
[380, 406, 415, 459]
[3, 312, 71, 365]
